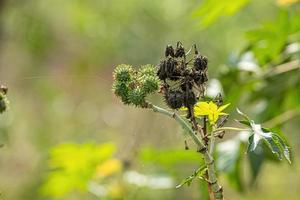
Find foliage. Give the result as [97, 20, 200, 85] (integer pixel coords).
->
[236, 109, 291, 163]
[194, 0, 250, 27]
[112, 38, 292, 200]
[40, 142, 122, 198]
[1, 0, 300, 200]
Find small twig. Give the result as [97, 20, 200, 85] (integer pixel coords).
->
[263, 108, 300, 128]
[263, 59, 300, 77]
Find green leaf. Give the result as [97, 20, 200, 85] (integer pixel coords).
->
[176, 165, 207, 188]
[193, 0, 250, 27]
[236, 109, 291, 164]
[248, 149, 264, 186]
[247, 121, 291, 163]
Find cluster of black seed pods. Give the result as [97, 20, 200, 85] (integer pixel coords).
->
[157, 42, 208, 116]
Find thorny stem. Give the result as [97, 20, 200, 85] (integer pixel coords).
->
[146, 102, 223, 200]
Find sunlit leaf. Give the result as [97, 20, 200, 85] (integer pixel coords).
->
[193, 0, 250, 27]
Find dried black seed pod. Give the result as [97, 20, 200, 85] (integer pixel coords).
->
[164, 89, 184, 109]
[157, 58, 178, 80]
[157, 60, 168, 80]
[165, 45, 175, 57]
[165, 57, 177, 75]
[194, 72, 208, 86]
[169, 69, 181, 81]
[175, 42, 185, 58]
[194, 55, 208, 71]
[183, 90, 197, 107]
[180, 81, 193, 91]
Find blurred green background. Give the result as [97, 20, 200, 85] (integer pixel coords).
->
[0, 0, 300, 199]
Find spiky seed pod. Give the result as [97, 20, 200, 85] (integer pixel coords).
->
[183, 90, 197, 107]
[175, 44, 185, 58]
[0, 85, 8, 95]
[0, 92, 8, 113]
[128, 87, 146, 106]
[138, 64, 157, 77]
[164, 89, 184, 109]
[194, 55, 208, 71]
[113, 64, 134, 83]
[140, 75, 160, 94]
[165, 45, 175, 57]
[112, 82, 131, 104]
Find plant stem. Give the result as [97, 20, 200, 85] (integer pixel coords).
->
[147, 102, 223, 199]
[213, 127, 250, 133]
[148, 103, 206, 151]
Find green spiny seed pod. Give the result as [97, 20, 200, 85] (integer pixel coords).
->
[138, 64, 157, 77]
[0, 92, 9, 113]
[140, 75, 160, 94]
[128, 87, 146, 106]
[112, 82, 131, 104]
[113, 64, 134, 83]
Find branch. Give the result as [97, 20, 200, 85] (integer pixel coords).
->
[147, 102, 223, 199]
[147, 103, 206, 151]
[263, 108, 300, 128]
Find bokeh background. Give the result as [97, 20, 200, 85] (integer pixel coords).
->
[0, 0, 300, 199]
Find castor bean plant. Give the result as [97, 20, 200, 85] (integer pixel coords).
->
[112, 42, 291, 200]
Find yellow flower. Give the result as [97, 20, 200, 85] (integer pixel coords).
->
[181, 101, 230, 125]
